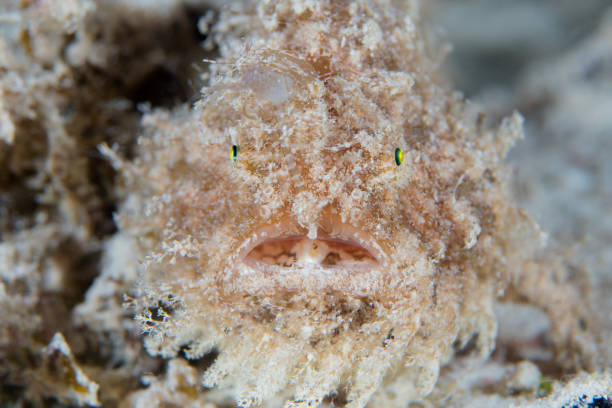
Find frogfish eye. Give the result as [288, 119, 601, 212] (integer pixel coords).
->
[231, 145, 238, 162]
[394, 148, 404, 166]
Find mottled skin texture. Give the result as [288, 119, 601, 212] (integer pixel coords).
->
[118, 1, 579, 407]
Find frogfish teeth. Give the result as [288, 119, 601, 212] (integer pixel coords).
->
[119, 0, 537, 406]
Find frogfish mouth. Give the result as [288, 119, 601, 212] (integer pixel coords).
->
[236, 218, 386, 294]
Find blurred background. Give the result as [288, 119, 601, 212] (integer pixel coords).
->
[434, 0, 612, 273]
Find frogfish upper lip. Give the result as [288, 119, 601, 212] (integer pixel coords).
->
[237, 222, 385, 274]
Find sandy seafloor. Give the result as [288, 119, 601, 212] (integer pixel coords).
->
[0, 0, 611, 407]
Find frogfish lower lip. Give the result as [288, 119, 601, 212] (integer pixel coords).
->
[239, 223, 384, 274]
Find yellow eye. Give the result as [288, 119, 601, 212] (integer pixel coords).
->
[394, 148, 403, 166]
[231, 145, 238, 162]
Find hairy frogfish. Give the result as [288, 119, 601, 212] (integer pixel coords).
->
[117, 0, 590, 406]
